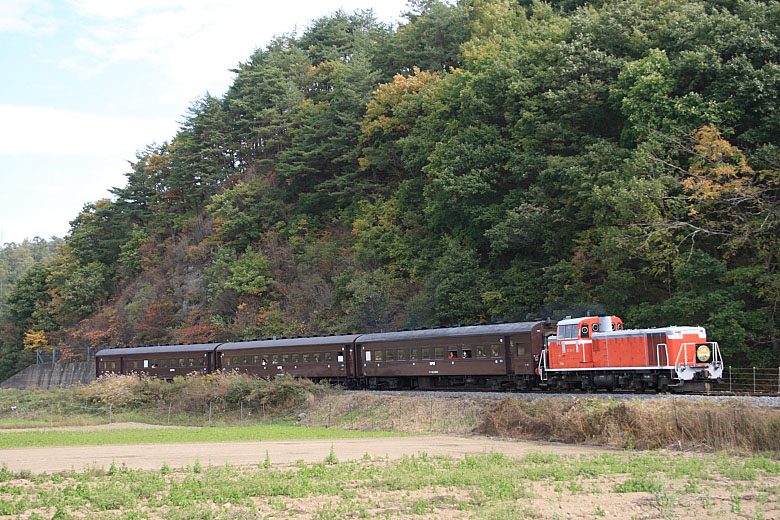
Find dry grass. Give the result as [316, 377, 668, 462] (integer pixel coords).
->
[73, 372, 336, 415]
[477, 397, 780, 452]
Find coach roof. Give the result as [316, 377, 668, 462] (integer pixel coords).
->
[95, 343, 221, 357]
[218, 334, 360, 351]
[358, 321, 546, 343]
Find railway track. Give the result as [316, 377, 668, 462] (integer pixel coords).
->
[345, 389, 780, 406]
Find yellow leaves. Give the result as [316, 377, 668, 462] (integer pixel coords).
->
[683, 125, 758, 215]
[23, 329, 51, 352]
[361, 68, 440, 140]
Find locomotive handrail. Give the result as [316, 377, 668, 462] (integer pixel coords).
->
[676, 342, 696, 367]
[538, 349, 548, 381]
[656, 343, 668, 367]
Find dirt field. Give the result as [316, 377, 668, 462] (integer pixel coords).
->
[0, 423, 778, 519]
[0, 422, 609, 473]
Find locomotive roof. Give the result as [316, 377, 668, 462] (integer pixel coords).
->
[358, 321, 546, 344]
[95, 343, 221, 357]
[218, 334, 360, 351]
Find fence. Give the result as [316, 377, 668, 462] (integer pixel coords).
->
[715, 367, 780, 394]
[0, 394, 484, 434]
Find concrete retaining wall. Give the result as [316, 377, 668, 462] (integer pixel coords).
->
[0, 362, 96, 390]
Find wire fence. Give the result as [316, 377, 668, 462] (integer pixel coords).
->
[714, 367, 780, 394]
[0, 394, 483, 434]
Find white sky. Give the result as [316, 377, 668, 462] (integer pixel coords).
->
[0, 0, 410, 244]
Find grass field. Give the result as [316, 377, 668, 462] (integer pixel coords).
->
[0, 424, 406, 449]
[0, 450, 777, 519]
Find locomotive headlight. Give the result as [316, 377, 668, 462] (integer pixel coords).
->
[696, 344, 712, 363]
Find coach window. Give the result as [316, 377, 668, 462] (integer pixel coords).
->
[161, 359, 169, 368]
[282, 354, 289, 363]
[448, 349, 458, 359]
[421, 348, 430, 360]
[398, 349, 406, 361]
[224, 357, 231, 366]
[187, 358, 195, 367]
[262, 355, 269, 364]
[386, 349, 394, 361]
[198, 357, 205, 366]
[515, 343, 526, 356]
[476, 346, 486, 358]
[272, 354, 279, 363]
[434, 348, 444, 360]
[375, 350, 384, 361]
[179, 358, 185, 367]
[409, 349, 418, 360]
[491, 345, 502, 357]
[131, 360, 138, 369]
[151, 360, 158, 368]
[314, 353, 321, 363]
[292, 354, 299, 363]
[325, 352, 333, 362]
[462, 348, 472, 359]
[253, 355, 259, 364]
[303, 353, 310, 362]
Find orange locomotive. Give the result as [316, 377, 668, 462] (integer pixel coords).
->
[538, 316, 723, 392]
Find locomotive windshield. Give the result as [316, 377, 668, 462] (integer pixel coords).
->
[557, 324, 579, 339]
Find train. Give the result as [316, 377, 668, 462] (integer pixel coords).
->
[95, 315, 723, 393]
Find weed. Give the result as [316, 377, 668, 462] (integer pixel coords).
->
[325, 444, 338, 465]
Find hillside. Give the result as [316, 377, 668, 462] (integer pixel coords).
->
[1, 0, 779, 381]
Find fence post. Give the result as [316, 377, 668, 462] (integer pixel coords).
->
[167, 403, 172, 426]
[109, 404, 112, 425]
[753, 367, 757, 393]
[240, 401, 243, 423]
[208, 401, 212, 427]
[729, 366, 732, 393]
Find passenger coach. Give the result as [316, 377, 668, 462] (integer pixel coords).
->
[357, 321, 556, 390]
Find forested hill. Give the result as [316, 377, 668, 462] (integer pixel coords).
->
[2, 0, 780, 380]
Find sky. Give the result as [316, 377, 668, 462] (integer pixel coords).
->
[0, 0, 411, 245]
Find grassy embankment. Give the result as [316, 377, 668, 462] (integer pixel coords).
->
[3, 373, 780, 451]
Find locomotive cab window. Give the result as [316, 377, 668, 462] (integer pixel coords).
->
[580, 324, 589, 338]
[558, 324, 579, 339]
